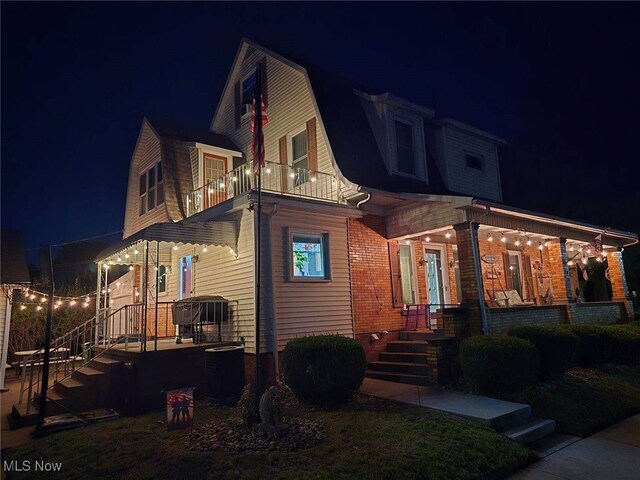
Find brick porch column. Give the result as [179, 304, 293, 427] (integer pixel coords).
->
[608, 248, 629, 300]
[559, 238, 574, 301]
[547, 241, 570, 304]
[453, 222, 484, 335]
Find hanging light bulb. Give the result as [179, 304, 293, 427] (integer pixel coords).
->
[569, 245, 574, 252]
[567, 260, 574, 266]
[526, 238, 532, 247]
[202, 246, 208, 253]
[54, 304, 60, 310]
[245, 167, 251, 175]
[544, 242, 550, 248]
[515, 238, 521, 247]
[117, 257, 122, 262]
[40, 297, 47, 303]
[501, 235, 507, 243]
[70, 300, 77, 306]
[487, 233, 494, 242]
[134, 249, 139, 255]
[36, 305, 43, 311]
[125, 253, 130, 259]
[425, 236, 431, 242]
[20, 304, 27, 311]
[445, 232, 452, 239]
[56, 300, 62, 306]
[265, 167, 272, 174]
[29, 294, 36, 300]
[538, 242, 544, 250]
[173, 245, 178, 251]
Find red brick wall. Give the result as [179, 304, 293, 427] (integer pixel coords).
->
[348, 216, 404, 334]
[546, 243, 569, 303]
[607, 252, 627, 300]
[446, 244, 459, 304]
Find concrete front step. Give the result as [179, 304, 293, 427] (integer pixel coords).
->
[398, 331, 447, 342]
[365, 371, 429, 386]
[386, 341, 430, 353]
[378, 352, 430, 364]
[504, 417, 556, 444]
[368, 361, 429, 376]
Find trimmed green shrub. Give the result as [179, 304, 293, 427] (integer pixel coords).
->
[508, 326, 580, 380]
[607, 327, 640, 365]
[562, 324, 615, 367]
[460, 335, 539, 395]
[281, 335, 367, 407]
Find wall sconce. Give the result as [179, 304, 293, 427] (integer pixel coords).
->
[370, 333, 379, 343]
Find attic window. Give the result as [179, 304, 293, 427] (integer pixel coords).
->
[389, 112, 425, 180]
[465, 154, 484, 171]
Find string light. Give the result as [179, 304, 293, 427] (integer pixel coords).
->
[265, 167, 272, 174]
[70, 300, 77, 306]
[36, 305, 43, 311]
[501, 235, 507, 243]
[173, 245, 178, 251]
[202, 246, 208, 253]
[129, 265, 134, 271]
[425, 236, 431, 242]
[526, 238, 532, 247]
[134, 249, 139, 255]
[445, 232, 452, 239]
[538, 242, 544, 250]
[20, 305, 26, 310]
[515, 238, 521, 247]
[487, 233, 494, 242]
[40, 297, 47, 303]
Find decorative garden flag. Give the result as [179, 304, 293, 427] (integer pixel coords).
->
[167, 387, 194, 431]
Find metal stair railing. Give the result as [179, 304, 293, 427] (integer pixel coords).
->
[17, 304, 140, 415]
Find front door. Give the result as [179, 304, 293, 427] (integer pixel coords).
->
[203, 154, 227, 209]
[423, 247, 450, 310]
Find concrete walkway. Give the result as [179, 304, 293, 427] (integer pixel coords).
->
[510, 414, 640, 480]
[360, 377, 530, 427]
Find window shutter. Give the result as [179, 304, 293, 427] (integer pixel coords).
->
[389, 241, 403, 307]
[503, 252, 513, 290]
[522, 254, 535, 301]
[306, 118, 318, 172]
[260, 57, 268, 107]
[279, 135, 288, 191]
[234, 81, 241, 129]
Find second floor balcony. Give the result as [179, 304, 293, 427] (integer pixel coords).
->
[185, 161, 345, 217]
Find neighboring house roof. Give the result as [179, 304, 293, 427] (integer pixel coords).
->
[147, 118, 241, 153]
[1, 230, 30, 284]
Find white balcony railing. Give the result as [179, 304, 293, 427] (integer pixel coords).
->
[185, 161, 343, 217]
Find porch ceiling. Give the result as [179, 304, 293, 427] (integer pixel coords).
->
[95, 221, 238, 265]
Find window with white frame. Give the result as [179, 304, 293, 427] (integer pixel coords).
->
[240, 72, 256, 118]
[157, 265, 168, 294]
[139, 161, 164, 216]
[289, 232, 330, 280]
[290, 129, 309, 186]
[394, 119, 416, 176]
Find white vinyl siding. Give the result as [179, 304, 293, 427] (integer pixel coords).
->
[440, 126, 502, 201]
[215, 46, 337, 178]
[269, 208, 353, 351]
[124, 123, 171, 238]
[162, 210, 256, 352]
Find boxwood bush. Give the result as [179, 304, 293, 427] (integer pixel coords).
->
[281, 335, 367, 407]
[460, 335, 539, 395]
[508, 325, 580, 380]
[562, 324, 615, 367]
[607, 326, 640, 365]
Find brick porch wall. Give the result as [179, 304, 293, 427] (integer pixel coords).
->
[487, 305, 569, 334]
[569, 302, 628, 324]
[348, 216, 404, 334]
[607, 251, 628, 300]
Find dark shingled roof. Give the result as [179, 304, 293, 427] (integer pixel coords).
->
[265, 51, 452, 195]
[1, 230, 30, 284]
[147, 118, 241, 153]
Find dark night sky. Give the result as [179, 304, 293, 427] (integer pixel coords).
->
[2, 3, 639, 259]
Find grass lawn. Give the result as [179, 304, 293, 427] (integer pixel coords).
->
[2, 395, 534, 480]
[508, 365, 640, 437]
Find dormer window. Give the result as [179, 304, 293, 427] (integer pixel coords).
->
[394, 119, 415, 176]
[388, 111, 426, 180]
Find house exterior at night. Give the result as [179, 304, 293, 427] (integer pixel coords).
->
[99, 37, 637, 381]
[15, 38, 636, 422]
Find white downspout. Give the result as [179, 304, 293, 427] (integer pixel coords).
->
[0, 291, 13, 391]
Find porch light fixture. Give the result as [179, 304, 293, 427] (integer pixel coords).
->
[501, 235, 507, 243]
[487, 233, 494, 242]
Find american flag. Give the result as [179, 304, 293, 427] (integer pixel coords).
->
[251, 92, 268, 174]
[587, 228, 609, 254]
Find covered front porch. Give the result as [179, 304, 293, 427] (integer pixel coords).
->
[387, 198, 637, 335]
